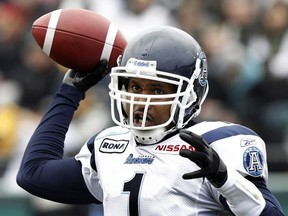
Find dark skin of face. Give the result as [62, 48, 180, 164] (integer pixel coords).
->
[126, 78, 177, 128]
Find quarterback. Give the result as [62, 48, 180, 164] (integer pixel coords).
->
[17, 26, 284, 215]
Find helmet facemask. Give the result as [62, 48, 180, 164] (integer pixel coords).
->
[109, 57, 202, 144]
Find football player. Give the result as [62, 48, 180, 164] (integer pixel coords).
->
[17, 26, 284, 215]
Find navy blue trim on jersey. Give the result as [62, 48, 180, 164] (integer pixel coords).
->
[87, 134, 97, 172]
[87, 134, 97, 152]
[201, 124, 258, 145]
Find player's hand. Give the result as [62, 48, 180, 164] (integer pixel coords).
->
[63, 59, 110, 92]
[179, 129, 227, 188]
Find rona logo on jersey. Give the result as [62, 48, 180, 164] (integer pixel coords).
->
[99, 139, 129, 153]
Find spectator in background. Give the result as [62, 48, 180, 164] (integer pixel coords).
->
[15, 35, 63, 111]
[0, 77, 21, 177]
[0, 3, 28, 80]
[0, 1, 62, 111]
[172, 0, 209, 42]
[218, 0, 260, 44]
[245, 0, 288, 145]
[200, 22, 264, 119]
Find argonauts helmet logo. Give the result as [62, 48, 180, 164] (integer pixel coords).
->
[243, 147, 264, 176]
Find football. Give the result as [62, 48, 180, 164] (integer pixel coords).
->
[32, 8, 127, 71]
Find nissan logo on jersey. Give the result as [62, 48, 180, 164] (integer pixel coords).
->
[99, 138, 129, 153]
[153, 144, 195, 154]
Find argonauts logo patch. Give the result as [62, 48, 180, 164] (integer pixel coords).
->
[243, 147, 264, 176]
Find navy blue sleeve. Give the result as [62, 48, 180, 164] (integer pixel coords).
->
[220, 176, 284, 215]
[17, 84, 100, 204]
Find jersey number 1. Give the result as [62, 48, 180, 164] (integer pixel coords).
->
[123, 173, 144, 216]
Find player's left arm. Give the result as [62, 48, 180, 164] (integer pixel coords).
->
[179, 129, 284, 216]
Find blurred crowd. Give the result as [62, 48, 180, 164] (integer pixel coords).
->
[0, 0, 288, 215]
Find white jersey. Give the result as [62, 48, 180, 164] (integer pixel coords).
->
[75, 121, 268, 216]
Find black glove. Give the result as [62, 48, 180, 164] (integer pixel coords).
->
[179, 129, 227, 188]
[63, 59, 110, 92]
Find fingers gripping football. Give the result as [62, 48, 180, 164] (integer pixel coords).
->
[179, 129, 228, 188]
[63, 59, 110, 92]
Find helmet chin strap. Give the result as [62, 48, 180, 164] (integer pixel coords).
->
[132, 126, 176, 145]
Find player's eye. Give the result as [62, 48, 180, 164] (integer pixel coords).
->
[131, 85, 141, 93]
[154, 89, 164, 95]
